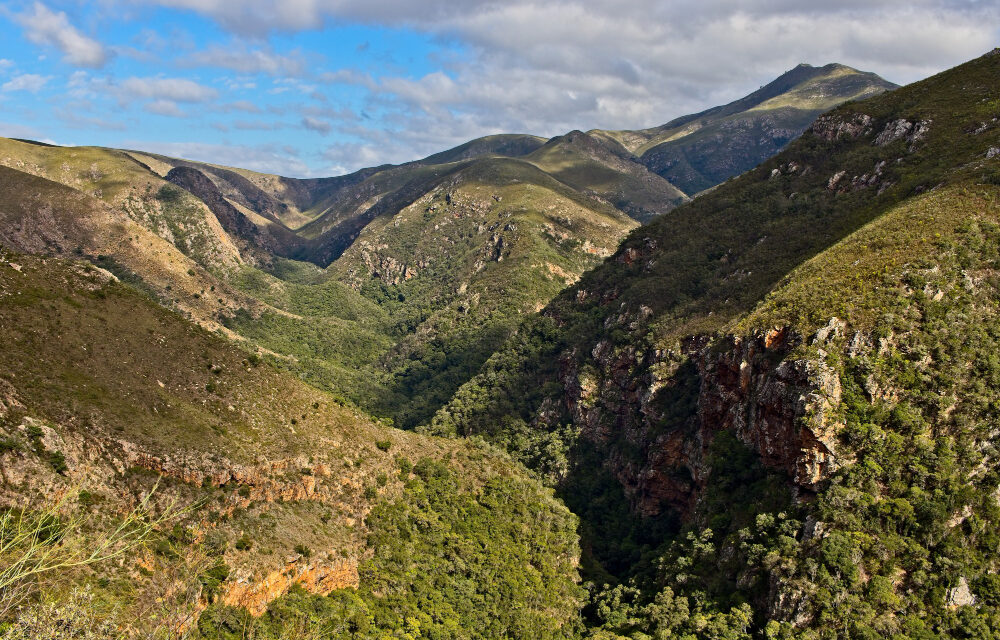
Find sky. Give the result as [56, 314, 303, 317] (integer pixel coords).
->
[0, 1, 996, 177]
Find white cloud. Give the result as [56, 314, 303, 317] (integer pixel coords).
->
[120, 76, 219, 102]
[16, 2, 110, 67]
[234, 120, 280, 130]
[148, 0, 999, 170]
[152, 0, 327, 35]
[2, 74, 51, 92]
[56, 113, 129, 131]
[144, 99, 187, 116]
[182, 44, 307, 76]
[222, 100, 262, 113]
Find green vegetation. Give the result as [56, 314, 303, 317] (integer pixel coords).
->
[579, 187, 1000, 636]
[196, 458, 583, 639]
[431, 50, 1000, 637]
[0, 251, 585, 637]
[211, 158, 637, 429]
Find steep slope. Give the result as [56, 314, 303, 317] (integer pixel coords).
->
[592, 63, 897, 195]
[432, 49, 1000, 635]
[0, 250, 583, 637]
[127, 149, 373, 231]
[326, 157, 638, 428]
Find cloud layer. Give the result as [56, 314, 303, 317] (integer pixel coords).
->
[2, 1, 998, 176]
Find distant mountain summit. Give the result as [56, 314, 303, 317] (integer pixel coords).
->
[592, 62, 897, 194]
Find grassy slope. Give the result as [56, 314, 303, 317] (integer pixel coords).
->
[0, 146, 406, 404]
[0, 251, 583, 637]
[0, 161, 253, 329]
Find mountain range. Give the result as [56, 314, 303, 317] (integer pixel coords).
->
[5, 50, 1000, 639]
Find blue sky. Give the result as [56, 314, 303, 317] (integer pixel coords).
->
[0, 1, 997, 177]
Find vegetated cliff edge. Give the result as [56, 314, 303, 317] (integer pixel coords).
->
[431, 49, 1000, 636]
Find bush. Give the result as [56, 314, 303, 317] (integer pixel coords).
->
[198, 562, 231, 602]
[46, 451, 68, 475]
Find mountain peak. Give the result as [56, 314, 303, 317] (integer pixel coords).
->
[586, 62, 897, 194]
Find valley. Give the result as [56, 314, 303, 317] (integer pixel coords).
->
[3, 44, 999, 639]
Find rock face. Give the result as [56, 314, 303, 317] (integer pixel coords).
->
[554, 325, 844, 516]
[223, 558, 359, 616]
[548, 319, 841, 516]
[696, 329, 842, 487]
[874, 119, 932, 147]
[946, 577, 977, 608]
[0, 410, 370, 618]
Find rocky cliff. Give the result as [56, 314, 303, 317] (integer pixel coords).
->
[551, 324, 844, 517]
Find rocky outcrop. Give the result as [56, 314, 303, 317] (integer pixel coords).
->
[357, 242, 419, 285]
[809, 114, 931, 152]
[223, 558, 359, 616]
[553, 321, 844, 516]
[946, 577, 977, 608]
[874, 119, 932, 148]
[695, 329, 842, 487]
[809, 114, 874, 141]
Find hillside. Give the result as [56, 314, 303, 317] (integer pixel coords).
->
[432, 49, 1000, 636]
[0, 53, 943, 638]
[0, 249, 583, 638]
[592, 62, 897, 195]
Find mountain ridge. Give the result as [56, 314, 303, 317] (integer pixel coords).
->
[5, 53, 969, 638]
